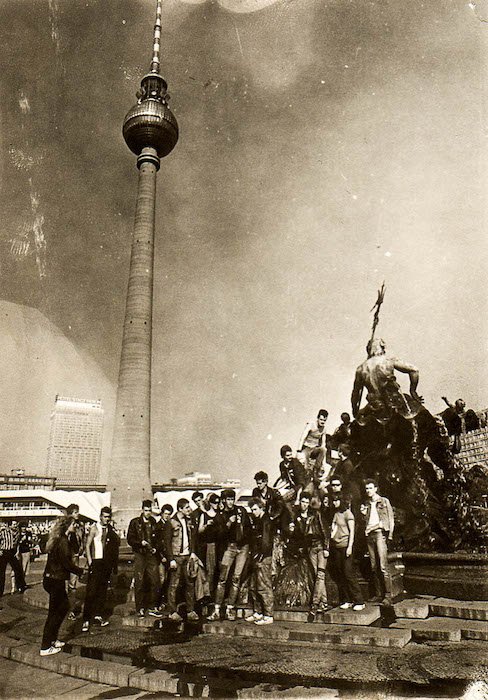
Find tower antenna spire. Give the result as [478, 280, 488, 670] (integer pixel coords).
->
[150, 0, 162, 74]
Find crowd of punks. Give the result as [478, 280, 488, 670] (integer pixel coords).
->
[123, 408, 395, 627]
[11, 409, 396, 656]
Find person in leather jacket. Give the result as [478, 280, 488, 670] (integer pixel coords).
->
[40, 516, 85, 656]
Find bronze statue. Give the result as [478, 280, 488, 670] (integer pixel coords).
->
[351, 338, 423, 425]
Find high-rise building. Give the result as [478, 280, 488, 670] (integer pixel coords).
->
[47, 395, 103, 485]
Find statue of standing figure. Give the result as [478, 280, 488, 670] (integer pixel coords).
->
[351, 337, 424, 426]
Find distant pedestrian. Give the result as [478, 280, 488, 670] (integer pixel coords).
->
[10, 523, 32, 593]
[40, 516, 85, 656]
[0, 521, 26, 597]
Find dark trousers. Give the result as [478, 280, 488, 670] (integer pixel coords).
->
[41, 577, 69, 650]
[249, 556, 274, 617]
[133, 552, 160, 611]
[0, 550, 26, 596]
[329, 546, 363, 605]
[167, 555, 195, 613]
[83, 560, 111, 621]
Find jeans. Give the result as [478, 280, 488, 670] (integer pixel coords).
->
[42, 577, 69, 650]
[0, 550, 26, 596]
[249, 556, 273, 617]
[167, 555, 195, 613]
[133, 552, 160, 611]
[366, 529, 390, 597]
[83, 560, 111, 621]
[309, 543, 328, 607]
[329, 546, 363, 604]
[215, 543, 249, 606]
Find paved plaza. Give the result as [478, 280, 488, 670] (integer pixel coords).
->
[0, 561, 487, 698]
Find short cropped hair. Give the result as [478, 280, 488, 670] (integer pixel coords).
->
[254, 471, 268, 482]
[208, 493, 220, 506]
[364, 478, 378, 488]
[299, 492, 311, 501]
[280, 444, 292, 458]
[100, 506, 112, 516]
[221, 489, 236, 500]
[177, 498, 190, 511]
[317, 409, 328, 419]
[192, 491, 204, 502]
[161, 503, 173, 514]
[142, 499, 153, 509]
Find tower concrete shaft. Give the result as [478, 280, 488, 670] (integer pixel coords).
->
[107, 148, 159, 528]
[107, 0, 178, 531]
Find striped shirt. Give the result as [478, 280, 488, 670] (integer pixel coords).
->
[0, 524, 15, 551]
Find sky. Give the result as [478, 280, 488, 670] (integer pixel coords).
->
[0, 0, 487, 486]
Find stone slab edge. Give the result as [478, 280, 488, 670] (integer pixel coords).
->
[0, 634, 182, 693]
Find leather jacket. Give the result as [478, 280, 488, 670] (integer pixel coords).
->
[44, 535, 84, 581]
[127, 515, 161, 555]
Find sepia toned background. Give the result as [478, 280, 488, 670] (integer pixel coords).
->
[0, 0, 486, 484]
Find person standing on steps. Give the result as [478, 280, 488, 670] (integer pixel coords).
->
[81, 506, 120, 632]
[361, 479, 394, 604]
[127, 500, 163, 619]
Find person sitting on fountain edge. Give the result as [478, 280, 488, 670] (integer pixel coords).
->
[274, 444, 309, 507]
[297, 409, 329, 484]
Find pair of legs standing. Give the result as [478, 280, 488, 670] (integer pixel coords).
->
[329, 545, 363, 607]
[167, 554, 196, 619]
[133, 552, 160, 612]
[82, 560, 111, 626]
[366, 529, 391, 601]
[248, 556, 273, 623]
[41, 577, 69, 652]
[308, 543, 329, 612]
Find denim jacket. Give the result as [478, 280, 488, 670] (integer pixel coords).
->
[363, 496, 394, 538]
[163, 515, 196, 559]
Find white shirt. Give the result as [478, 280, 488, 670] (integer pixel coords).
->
[366, 496, 381, 535]
[178, 514, 190, 555]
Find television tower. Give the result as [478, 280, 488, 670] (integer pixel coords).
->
[107, 0, 178, 530]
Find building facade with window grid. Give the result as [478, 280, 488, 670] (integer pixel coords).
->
[47, 396, 103, 485]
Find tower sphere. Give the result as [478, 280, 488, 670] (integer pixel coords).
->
[123, 75, 179, 159]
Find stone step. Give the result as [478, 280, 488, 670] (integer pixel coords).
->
[428, 598, 488, 621]
[203, 620, 411, 648]
[392, 616, 488, 642]
[235, 605, 380, 626]
[393, 598, 430, 619]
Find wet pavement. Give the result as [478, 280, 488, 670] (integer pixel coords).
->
[0, 561, 487, 698]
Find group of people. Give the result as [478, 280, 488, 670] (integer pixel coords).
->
[122, 433, 394, 629]
[27, 408, 395, 656]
